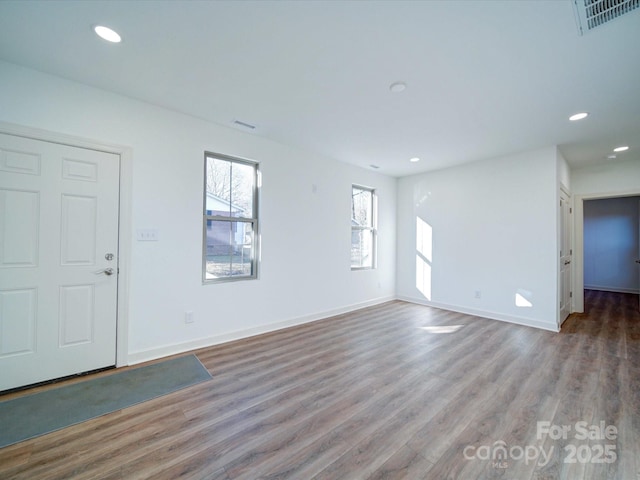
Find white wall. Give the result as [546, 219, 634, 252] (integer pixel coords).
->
[572, 157, 640, 197]
[0, 60, 397, 363]
[583, 197, 640, 294]
[396, 146, 560, 331]
[557, 149, 570, 192]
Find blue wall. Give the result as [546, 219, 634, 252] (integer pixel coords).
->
[584, 196, 640, 293]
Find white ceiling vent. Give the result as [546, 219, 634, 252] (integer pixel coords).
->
[573, 0, 639, 34]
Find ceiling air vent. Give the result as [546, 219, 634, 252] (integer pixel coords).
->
[232, 119, 257, 130]
[573, 0, 639, 34]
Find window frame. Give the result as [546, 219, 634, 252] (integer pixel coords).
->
[351, 184, 377, 270]
[202, 151, 260, 284]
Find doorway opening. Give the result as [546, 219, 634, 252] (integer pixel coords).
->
[574, 191, 640, 314]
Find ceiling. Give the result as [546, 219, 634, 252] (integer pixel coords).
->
[0, 0, 638, 177]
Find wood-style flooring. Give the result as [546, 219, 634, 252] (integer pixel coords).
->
[1, 290, 639, 479]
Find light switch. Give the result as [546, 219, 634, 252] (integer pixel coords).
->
[136, 228, 158, 241]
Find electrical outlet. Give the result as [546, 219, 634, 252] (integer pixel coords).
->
[185, 311, 194, 324]
[474, 290, 482, 299]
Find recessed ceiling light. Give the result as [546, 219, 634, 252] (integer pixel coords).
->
[389, 82, 407, 93]
[94, 25, 122, 43]
[409, 157, 420, 163]
[569, 112, 589, 121]
[613, 146, 629, 152]
[607, 154, 617, 159]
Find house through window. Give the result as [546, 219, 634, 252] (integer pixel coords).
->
[351, 185, 377, 269]
[203, 152, 259, 282]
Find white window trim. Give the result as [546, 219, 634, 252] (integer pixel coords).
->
[202, 152, 260, 284]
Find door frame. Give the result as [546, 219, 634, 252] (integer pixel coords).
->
[0, 121, 132, 367]
[573, 188, 640, 313]
[558, 186, 572, 326]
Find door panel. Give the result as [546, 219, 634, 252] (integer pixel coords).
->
[61, 194, 97, 264]
[59, 284, 95, 346]
[0, 288, 36, 356]
[0, 133, 119, 391]
[1, 189, 39, 267]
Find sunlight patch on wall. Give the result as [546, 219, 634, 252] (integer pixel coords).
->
[416, 255, 432, 300]
[515, 289, 533, 308]
[416, 217, 432, 262]
[416, 217, 433, 300]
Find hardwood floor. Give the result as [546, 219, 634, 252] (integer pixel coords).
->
[1, 290, 639, 479]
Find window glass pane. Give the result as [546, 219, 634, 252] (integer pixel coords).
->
[352, 188, 372, 227]
[351, 229, 373, 268]
[204, 220, 253, 279]
[205, 157, 232, 217]
[231, 222, 253, 276]
[231, 161, 255, 218]
[205, 220, 233, 279]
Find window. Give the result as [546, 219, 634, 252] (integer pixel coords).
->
[203, 152, 259, 282]
[351, 185, 376, 269]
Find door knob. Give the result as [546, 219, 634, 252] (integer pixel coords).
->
[94, 268, 115, 276]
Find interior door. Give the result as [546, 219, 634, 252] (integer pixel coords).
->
[559, 190, 572, 324]
[0, 133, 119, 391]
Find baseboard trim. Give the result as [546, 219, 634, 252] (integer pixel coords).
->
[396, 295, 560, 332]
[584, 285, 640, 295]
[128, 293, 564, 365]
[127, 295, 396, 365]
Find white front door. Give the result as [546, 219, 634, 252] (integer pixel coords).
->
[0, 133, 120, 391]
[559, 190, 572, 324]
